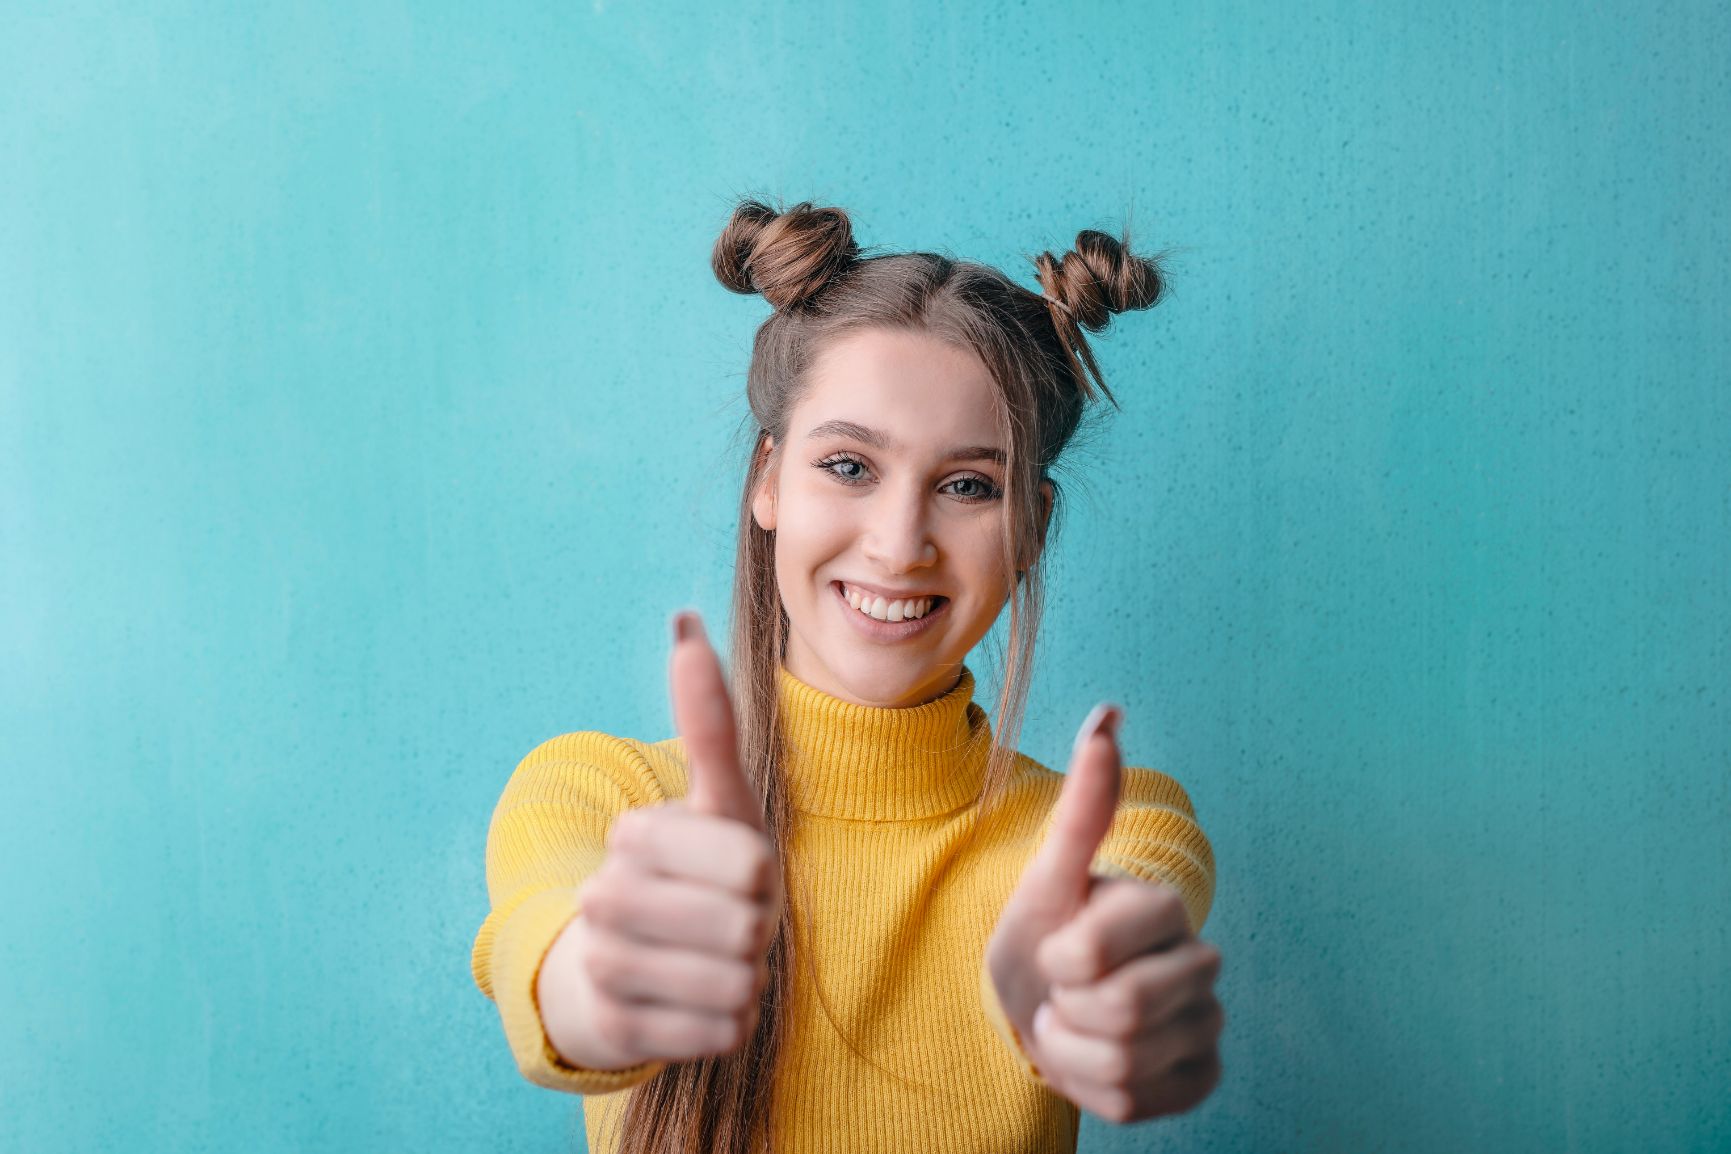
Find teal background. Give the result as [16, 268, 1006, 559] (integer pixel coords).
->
[2, 2, 1726, 1151]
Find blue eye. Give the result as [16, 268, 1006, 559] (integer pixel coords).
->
[810, 453, 1003, 504]
[946, 475, 1002, 502]
[815, 453, 871, 485]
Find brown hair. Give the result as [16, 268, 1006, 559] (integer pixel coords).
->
[604, 198, 1170, 1153]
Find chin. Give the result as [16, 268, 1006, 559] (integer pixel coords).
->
[816, 645, 956, 708]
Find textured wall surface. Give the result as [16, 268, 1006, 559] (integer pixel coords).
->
[2, 3, 1726, 1152]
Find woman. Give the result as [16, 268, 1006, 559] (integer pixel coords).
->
[471, 200, 1224, 1153]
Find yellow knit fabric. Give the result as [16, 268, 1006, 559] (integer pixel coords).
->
[471, 663, 1215, 1152]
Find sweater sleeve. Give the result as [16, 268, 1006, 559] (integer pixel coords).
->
[470, 731, 672, 1096]
[980, 765, 1216, 1085]
[1092, 765, 1216, 936]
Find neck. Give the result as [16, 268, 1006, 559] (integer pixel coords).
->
[774, 663, 994, 821]
[782, 636, 964, 709]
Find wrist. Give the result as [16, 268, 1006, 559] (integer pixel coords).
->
[537, 915, 643, 1072]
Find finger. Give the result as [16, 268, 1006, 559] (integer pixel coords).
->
[1023, 703, 1124, 910]
[1046, 939, 1223, 1040]
[670, 610, 763, 830]
[1165, 996, 1227, 1060]
[1035, 877, 1192, 986]
[588, 992, 755, 1061]
[1030, 1000, 1147, 1120]
[1144, 1048, 1223, 1118]
[609, 805, 779, 899]
[584, 933, 765, 1015]
[578, 869, 773, 959]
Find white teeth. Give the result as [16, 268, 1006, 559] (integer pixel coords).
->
[842, 584, 935, 623]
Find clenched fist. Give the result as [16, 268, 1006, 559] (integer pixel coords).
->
[984, 704, 1225, 1122]
[538, 611, 783, 1070]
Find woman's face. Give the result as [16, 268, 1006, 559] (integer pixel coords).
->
[752, 325, 1044, 708]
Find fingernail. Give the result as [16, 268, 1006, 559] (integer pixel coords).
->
[672, 611, 700, 643]
[1074, 702, 1122, 753]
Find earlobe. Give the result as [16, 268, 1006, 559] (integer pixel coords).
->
[751, 437, 779, 532]
[752, 483, 777, 532]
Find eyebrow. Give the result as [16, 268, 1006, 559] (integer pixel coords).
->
[803, 419, 1006, 465]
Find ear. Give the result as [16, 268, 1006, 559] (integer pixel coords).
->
[1016, 478, 1055, 577]
[750, 435, 779, 532]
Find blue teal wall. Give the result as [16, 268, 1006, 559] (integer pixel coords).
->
[2, 3, 1725, 1151]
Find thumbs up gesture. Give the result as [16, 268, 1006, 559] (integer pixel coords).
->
[541, 610, 781, 1071]
[983, 705, 1226, 1122]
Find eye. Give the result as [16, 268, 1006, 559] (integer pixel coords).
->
[811, 453, 1003, 504]
[813, 452, 872, 486]
[943, 474, 1003, 504]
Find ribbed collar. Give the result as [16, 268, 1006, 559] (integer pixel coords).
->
[776, 663, 994, 822]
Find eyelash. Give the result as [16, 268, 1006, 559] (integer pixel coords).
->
[812, 452, 1004, 504]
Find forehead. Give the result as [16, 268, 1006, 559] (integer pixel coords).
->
[794, 327, 1001, 448]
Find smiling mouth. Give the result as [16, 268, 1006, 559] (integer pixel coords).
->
[837, 581, 947, 621]
[831, 581, 950, 634]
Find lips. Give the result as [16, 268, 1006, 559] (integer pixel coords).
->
[838, 579, 948, 604]
[830, 580, 950, 639]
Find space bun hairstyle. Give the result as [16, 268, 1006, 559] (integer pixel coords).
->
[711, 199, 861, 312]
[1034, 228, 1170, 406]
[604, 198, 1172, 1154]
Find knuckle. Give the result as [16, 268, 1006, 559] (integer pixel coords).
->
[582, 936, 629, 993]
[1095, 1050, 1131, 1086]
[736, 908, 769, 957]
[747, 839, 778, 894]
[1196, 942, 1223, 977]
[579, 883, 616, 925]
[609, 809, 642, 847]
[1100, 985, 1139, 1033]
[1099, 1089, 1134, 1123]
[590, 996, 637, 1052]
[725, 828, 767, 881]
[725, 959, 758, 1007]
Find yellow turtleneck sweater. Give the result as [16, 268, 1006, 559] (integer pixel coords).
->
[471, 664, 1215, 1152]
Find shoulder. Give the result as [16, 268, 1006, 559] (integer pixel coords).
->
[1002, 749, 1200, 819]
[501, 729, 685, 809]
[1004, 749, 1215, 931]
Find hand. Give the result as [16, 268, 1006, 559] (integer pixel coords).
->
[540, 610, 782, 1070]
[984, 704, 1225, 1122]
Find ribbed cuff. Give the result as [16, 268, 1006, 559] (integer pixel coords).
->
[1093, 855, 1212, 935]
[979, 955, 1047, 1087]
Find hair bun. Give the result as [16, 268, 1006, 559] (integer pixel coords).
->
[1033, 228, 1168, 332]
[712, 199, 860, 312]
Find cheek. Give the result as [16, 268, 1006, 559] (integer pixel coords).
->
[953, 515, 1013, 586]
[773, 487, 854, 582]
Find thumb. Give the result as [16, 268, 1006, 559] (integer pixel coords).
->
[669, 610, 763, 831]
[1022, 703, 1124, 912]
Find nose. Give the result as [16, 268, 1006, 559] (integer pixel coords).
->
[861, 482, 939, 574]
